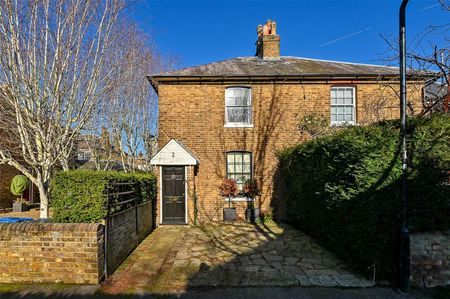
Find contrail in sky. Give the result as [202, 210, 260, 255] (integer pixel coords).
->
[319, 1, 441, 47]
[417, 3, 441, 12]
[320, 27, 371, 47]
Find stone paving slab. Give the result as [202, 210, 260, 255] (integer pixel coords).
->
[102, 222, 374, 294]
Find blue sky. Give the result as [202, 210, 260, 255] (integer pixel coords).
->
[126, 0, 448, 68]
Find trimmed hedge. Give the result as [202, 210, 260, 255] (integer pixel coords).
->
[279, 114, 450, 282]
[51, 170, 156, 223]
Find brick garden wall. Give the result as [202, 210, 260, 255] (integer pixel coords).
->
[136, 201, 154, 242]
[411, 231, 450, 287]
[0, 201, 155, 283]
[0, 222, 104, 284]
[156, 81, 424, 223]
[106, 201, 154, 275]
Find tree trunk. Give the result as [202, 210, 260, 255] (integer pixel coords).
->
[59, 157, 70, 171]
[37, 179, 50, 219]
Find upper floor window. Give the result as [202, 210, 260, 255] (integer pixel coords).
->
[227, 151, 252, 191]
[77, 151, 91, 161]
[330, 87, 355, 125]
[225, 87, 252, 127]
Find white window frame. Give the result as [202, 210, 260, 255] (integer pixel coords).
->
[226, 151, 252, 193]
[330, 86, 356, 126]
[224, 87, 253, 128]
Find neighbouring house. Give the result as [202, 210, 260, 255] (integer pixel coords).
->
[148, 20, 428, 225]
[72, 129, 152, 171]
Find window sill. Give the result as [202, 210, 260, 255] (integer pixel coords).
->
[330, 121, 356, 127]
[224, 123, 254, 128]
[225, 197, 254, 202]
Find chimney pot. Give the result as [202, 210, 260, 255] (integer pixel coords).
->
[271, 21, 277, 35]
[255, 19, 280, 60]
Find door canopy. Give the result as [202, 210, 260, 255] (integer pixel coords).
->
[150, 139, 198, 166]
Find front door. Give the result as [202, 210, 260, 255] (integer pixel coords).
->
[162, 166, 186, 224]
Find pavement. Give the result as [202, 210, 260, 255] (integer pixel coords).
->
[0, 286, 447, 299]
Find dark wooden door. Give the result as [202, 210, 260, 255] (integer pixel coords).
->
[162, 166, 185, 224]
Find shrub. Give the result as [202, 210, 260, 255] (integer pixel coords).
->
[51, 170, 156, 223]
[279, 114, 450, 282]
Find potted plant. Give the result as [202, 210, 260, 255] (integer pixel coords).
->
[244, 179, 260, 223]
[10, 175, 30, 212]
[219, 179, 238, 222]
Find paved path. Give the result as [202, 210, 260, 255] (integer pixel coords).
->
[102, 222, 373, 295]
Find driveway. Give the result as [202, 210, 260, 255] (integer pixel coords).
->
[101, 222, 373, 295]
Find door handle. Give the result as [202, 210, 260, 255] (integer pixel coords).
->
[165, 196, 180, 202]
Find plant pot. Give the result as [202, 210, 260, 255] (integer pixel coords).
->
[223, 208, 237, 222]
[246, 207, 260, 223]
[13, 202, 29, 213]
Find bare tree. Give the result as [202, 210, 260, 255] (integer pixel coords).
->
[0, 0, 123, 218]
[381, 2, 449, 114]
[87, 23, 174, 173]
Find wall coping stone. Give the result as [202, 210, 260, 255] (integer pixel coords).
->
[0, 222, 104, 232]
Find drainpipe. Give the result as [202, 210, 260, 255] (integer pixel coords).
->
[398, 0, 410, 294]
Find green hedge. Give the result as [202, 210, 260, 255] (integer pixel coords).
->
[279, 114, 450, 282]
[51, 170, 157, 223]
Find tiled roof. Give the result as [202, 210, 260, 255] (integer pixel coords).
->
[150, 56, 401, 78]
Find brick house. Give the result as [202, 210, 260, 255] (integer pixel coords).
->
[149, 20, 424, 225]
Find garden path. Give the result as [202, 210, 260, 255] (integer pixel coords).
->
[102, 222, 373, 295]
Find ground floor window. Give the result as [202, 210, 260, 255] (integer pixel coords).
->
[226, 151, 252, 191]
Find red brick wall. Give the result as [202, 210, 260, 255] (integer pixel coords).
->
[0, 223, 104, 284]
[156, 81, 423, 223]
[411, 231, 450, 287]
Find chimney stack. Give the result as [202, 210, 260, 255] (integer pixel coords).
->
[256, 20, 280, 60]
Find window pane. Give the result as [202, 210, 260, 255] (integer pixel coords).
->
[243, 153, 251, 163]
[243, 163, 251, 173]
[344, 96, 353, 105]
[345, 106, 353, 114]
[337, 114, 344, 121]
[331, 114, 337, 121]
[227, 154, 235, 163]
[337, 107, 344, 114]
[242, 174, 251, 181]
[331, 107, 337, 114]
[235, 164, 242, 173]
[227, 96, 250, 107]
[344, 88, 352, 99]
[235, 154, 242, 163]
[227, 107, 251, 124]
[344, 114, 353, 121]
[331, 89, 337, 99]
[225, 88, 251, 106]
[227, 164, 235, 173]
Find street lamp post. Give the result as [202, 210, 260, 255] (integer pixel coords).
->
[398, 0, 410, 294]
